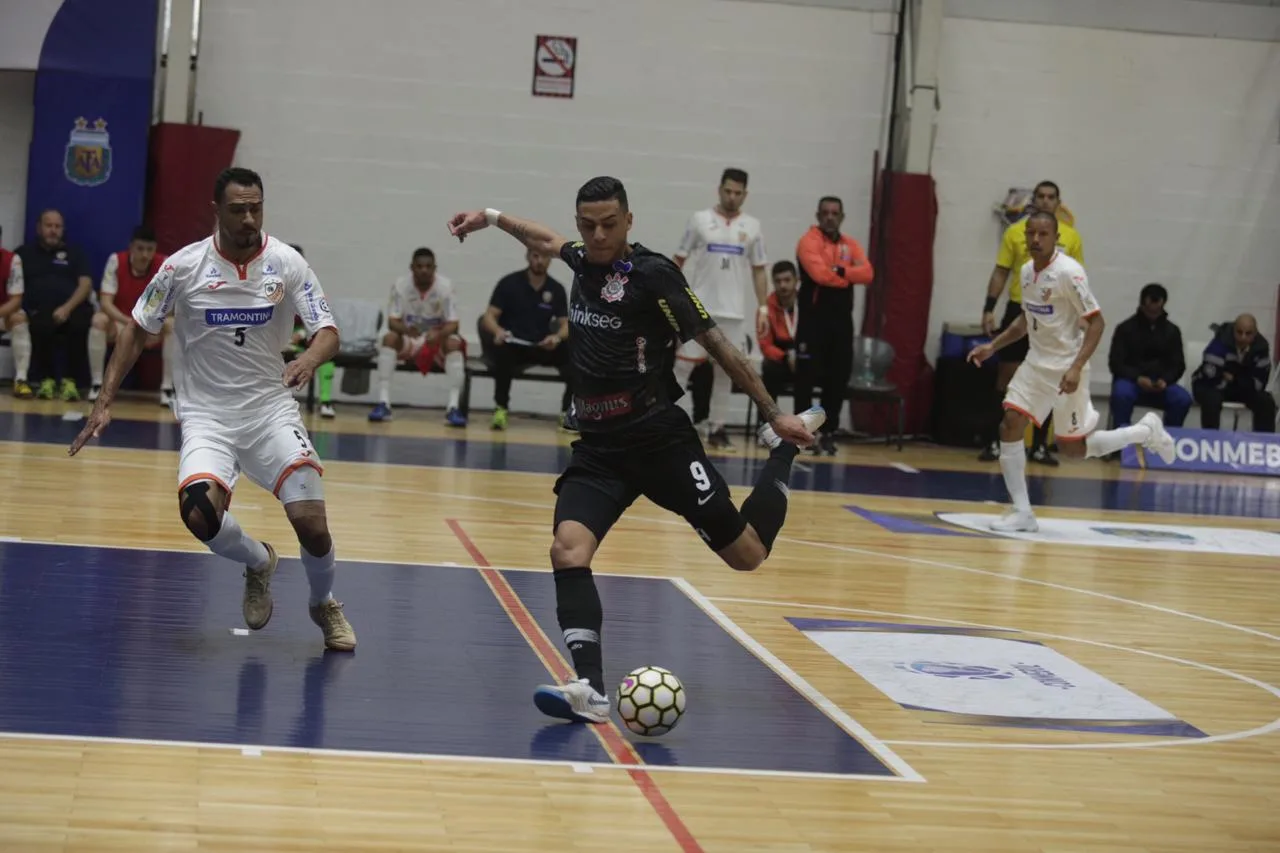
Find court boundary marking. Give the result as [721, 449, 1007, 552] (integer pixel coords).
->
[445, 519, 703, 853]
[11, 449, 1277, 643]
[710, 597, 1280, 751]
[0, 536, 915, 785]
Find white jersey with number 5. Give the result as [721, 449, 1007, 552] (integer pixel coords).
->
[132, 234, 336, 422]
[673, 209, 767, 321]
[1018, 252, 1100, 374]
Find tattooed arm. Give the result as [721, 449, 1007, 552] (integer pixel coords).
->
[447, 210, 568, 256]
[697, 326, 783, 423]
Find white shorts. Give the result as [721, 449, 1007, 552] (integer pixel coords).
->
[178, 408, 324, 504]
[1004, 362, 1099, 441]
[398, 333, 465, 367]
[676, 318, 743, 366]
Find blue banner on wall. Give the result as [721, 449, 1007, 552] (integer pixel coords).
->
[24, 0, 158, 281]
[1122, 427, 1280, 477]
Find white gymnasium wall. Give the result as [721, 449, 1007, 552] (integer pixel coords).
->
[929, 17, 1280, 389]
[0, 71, 35, 252]
[193, 0, 893, 413]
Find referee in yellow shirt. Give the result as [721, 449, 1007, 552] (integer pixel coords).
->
[979, 180, 1084, 465]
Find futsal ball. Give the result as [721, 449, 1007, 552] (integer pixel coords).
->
[616, 666, 686, 737]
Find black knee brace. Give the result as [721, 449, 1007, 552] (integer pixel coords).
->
[180, 481, 221, 541]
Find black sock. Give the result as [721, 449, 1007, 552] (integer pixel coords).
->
[739, 444, 798, 554]
[1032, 420, 1051, 449]
[554, 566, 604, 694]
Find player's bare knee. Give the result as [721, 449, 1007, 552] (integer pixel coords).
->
[999, 410, 1027, 442]
[727, 548, 765, 572]
[179, 481, 225, 541]
[90, 312, 110, 332]
[550, 523, 596, 569]
[381, 331, 400, 349]
[1058, 439, 1087, 460]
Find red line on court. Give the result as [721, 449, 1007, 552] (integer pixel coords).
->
[445, 518, 703, 853]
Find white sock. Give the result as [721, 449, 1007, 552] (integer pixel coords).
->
[161, 329, 179, 389]
[376, 345, 397, 405]
[300, 543, 336, 606]
[1085, 424, 1150, 458]
[205, 510, 270, 569]
[998, 440, 1032, 514]
[9, 322, 30, 382]
[445, 350, 464, 410]
[708, 361, 732, 430]
[88, 326, 107, 385]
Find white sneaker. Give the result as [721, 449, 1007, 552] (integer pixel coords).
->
[88, 384, 101, 402]
[1138, 412, 1176, 464]
[319, 403, 336, 419]
[758, 405, 827, 450]
[990, 509, 1038, 532]
[533, 677, 611, 723]
[159, 388, 174, 408]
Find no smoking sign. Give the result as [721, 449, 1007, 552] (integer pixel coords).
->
[532, 35, 577, 98]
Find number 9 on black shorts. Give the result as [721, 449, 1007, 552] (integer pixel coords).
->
[552, 407, 747, 551]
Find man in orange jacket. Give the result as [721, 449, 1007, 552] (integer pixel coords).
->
[794, 196, 873, 454]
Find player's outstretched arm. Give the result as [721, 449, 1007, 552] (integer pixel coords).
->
[698, 326, 815, 447]
[69, 320, 148, 455]
[447, 209, 568, 256]
[968, 313, 1026, 366]
[283, 327, 340, 389]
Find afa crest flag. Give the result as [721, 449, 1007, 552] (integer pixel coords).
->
[24, 0, 158, 278]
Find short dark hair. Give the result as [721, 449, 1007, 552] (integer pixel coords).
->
[771, 260, 797, 279]
[289, 243, 304, 256]
[818, 196, 844, 213]
[1026, 208, 1059, 231]
[576, 176, 629, 211]
[411, 247, 435, 263]
[214, 167, 264, 204]
[131, 224, 156, 243]
[721, 168, 748, 187]
[1034, 180, 1061, 198]
[38, 208, 63, 223]
[1140, 283, 1168, 304]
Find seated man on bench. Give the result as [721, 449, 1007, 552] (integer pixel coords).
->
[479, 247, 573, 430]
[368, 247, 466, 426]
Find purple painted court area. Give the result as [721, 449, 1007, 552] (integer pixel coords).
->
[0, 541, 896, 778]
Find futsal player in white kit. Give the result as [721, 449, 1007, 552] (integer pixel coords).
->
[367, 247, 467, 426]
[68, 167, 356, 651]
[672, 168, 769, 450]
[967, 209, 1176, 532]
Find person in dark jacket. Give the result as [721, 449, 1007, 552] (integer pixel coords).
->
[1107, 283, 1191, 428]
[1193, 314, 1275, 432]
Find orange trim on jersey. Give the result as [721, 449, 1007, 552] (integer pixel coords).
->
[1002, 401, 1042, 427]
[1031, 251, 1059, 284]
[675, 353, 707, 364]
[178, 472, 234, 497]
[1055, 432, 1089, 442]
[1081, 309, 1102, 319]
[273, 458, 324, 498]
[214, 231, 270, 280]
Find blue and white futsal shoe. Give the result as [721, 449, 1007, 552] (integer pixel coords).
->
[534, 677, 611, 723]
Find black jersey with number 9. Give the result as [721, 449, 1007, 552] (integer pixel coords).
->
[559, 241, 715, 432]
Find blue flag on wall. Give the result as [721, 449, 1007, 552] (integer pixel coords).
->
[24, 0, 158, 280]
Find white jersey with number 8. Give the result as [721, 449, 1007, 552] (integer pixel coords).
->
[132, 234, 336, 423]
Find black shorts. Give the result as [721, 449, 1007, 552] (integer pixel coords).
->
[999, 300, 1029, 363]
[552, 406, 747, 552]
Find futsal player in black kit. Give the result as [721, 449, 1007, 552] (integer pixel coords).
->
[448, 177, 824, 723]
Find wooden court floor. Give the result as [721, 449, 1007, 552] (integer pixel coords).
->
[0, 396, 1277, 852]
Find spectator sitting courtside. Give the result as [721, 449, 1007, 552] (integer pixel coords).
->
[1106, 283, 1191, 428]
[15, 209, 93, 400]
[1192, 314, 1275, 433]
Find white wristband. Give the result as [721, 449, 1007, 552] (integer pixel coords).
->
[484, 208, 501, 226]
[758, 305, 769, 316]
